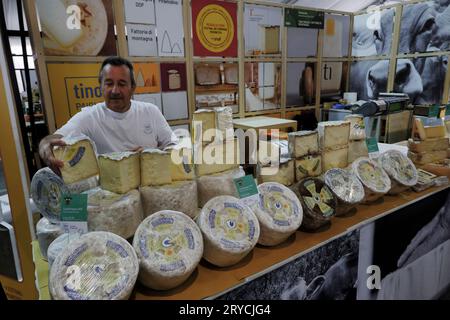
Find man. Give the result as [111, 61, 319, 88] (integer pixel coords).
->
[39, 56, 176, 174]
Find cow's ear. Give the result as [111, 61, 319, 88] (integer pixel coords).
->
[420, 17, 435, 34]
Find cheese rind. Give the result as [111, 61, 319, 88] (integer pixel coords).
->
[378, 150, 418, 194]
[36, 217, 63, 260]
[133, 210, 203, 290]
[407, 150, 448, 165]
[407, 138, 449, 153]
[295, 155, 322, 181]
[53, 137, 98, 184]
[288, 131, 319, 158]
[195, 139, 240, 176]
[317, 121, 350, 150]
[49, 231, 139, 300]
[165, 142, 194, 181]
[140, 181, 198, 219]
[47, 233, 80, 268]
[197, 196, 260, 267]
[322, 146, 349, 171]
[98, 152, 140, 194]
[192, 109, 217, 143]
[258, 159, 295, 186]
[353, 157, 391, 203]
[140, 149, 172, 186]
[348, 140, 369, 163]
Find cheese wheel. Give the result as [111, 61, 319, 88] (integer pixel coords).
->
[378, 150, 418, 195]
[98, 151, 140, 194]
[344, 114, 366, 140]
[66, 176, 99, 194]
[83, 188, 143, 239]
[258, 159, 295, 186]
[36, 217, 63, 260]
[243, 182, 303, 246]
[133, 210, 203, 290]
[47, 232, 80, 268]
[197, 196, 260, 267]
[353, 157, 391, 203]
[297, 178, 337, 231]
[49, 231, 139, 300]
[324, 168, 365, 216]
[140, 180, 198, 219]
[197, 168, 245, 207]
[31, 167, 69, 223]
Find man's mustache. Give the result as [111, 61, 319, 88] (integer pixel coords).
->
[110, 95, 123, 99]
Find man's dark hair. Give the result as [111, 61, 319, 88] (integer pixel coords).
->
[99, 56, 136, 87]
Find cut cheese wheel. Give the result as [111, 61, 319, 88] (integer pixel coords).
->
[31, 167, 69, 223]
[378, 150, 418, 195]
[98, 152, 140, 194]
[197, 196, 260, 267]
[140, 149, 172, 186]
[348, 140, 369, 163]
[295, 154, 322, 181]
[344, 114, 366, 140]
[49, 231, 139, 300]
[322, 146, 349, 171]
[258, 159, 295, 186]
[324, 168, 365, 216]
[36, 217, 63, 260]
[243, 182, 303, 246]
[133, 210, 203, 290]
[140, 180, 198, 219]
[288, 131, 319, 158]
[47, 232, 80, 269]
[66, 176, 99, 194]
[197, 167, 245, 207]
[317, 121, 350, 150]
[53, 136, 98, 184]
[164, 141, 195, 181]
[297, 178, 337, 231]
[353, 157, 391, 203]
[83, 188, 143, 239]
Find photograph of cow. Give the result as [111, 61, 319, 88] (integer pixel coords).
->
[350, 1, 450, 104]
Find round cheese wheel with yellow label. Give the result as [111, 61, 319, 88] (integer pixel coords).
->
[133, 210, 203, 290]
[49, 231, 139, 300]
[243, 182, 303, 246]
[197, 196, 260, 267]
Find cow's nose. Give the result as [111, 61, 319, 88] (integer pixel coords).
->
[365, 60, 389, 99]
[394, 60, 422, 99]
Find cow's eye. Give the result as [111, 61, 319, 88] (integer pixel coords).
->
[374, 30, 382, 42]
[420, 18, 435, 33]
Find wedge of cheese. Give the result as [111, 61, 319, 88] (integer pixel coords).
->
[345, 114, 366, 140]
[192, 109, 217, 143]
[140, 149, 172, 186]
[98, 152, 140, 194]
[195, 139, 240, 176]
[322, 146, 349, 171]
[317, 121, 350, 150]
[295, 155, 322, 181]
[259, 159, 295, 186]
[165, 142, 194, 181]
[407, 150, 448, 165]
[407, 138, 449, 153]
[53, 137, 98, 184]
[288, 131, 319, 158]
[348, 140, 369, 163]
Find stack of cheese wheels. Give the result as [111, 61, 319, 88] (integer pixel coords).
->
[140, 181, 198, 219]
[31, 167, 69, 223]
[297, 178, 337, 231]
[243, 182, 303, 246]
[324, 168, 365, 216]
[197, 196, 260, 267]
[352, 157, 391, 203]
[47, 232, 80, 268]
[378, 150, 418, 195]
[36, 217, 63, 260]
[49, 231, 139, 300]
[133, 210, 203, 290]
[83, 188, 143, 239]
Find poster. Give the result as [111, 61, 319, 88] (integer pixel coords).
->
[35, 0, 117, 56]
[160, 63, 187, 92]
[162, 91, 188, 120]
[132, 63, 161, 94]
[284, 8, 324, 29]
[124, 0, 156, 24]
[244, 62, 281, 111]
[286, 62, 315, 107]
[349, 60, 389, 100]
[155, 0, 184, 57]
[133, 93, 162, 111]
[192, 0, 237, 57]
[47, 63, 102, 128]
[323, 14, 350, 57]
[126, 24, 158, 56]
[320, 62, 345, 94]
[287, 27, 318, 58]
[244, 4, 282, 56]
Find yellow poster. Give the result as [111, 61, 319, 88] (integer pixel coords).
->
[133, 63, 161, 94]
[47, 63, 102, 128]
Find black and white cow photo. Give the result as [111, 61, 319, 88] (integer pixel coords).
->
[350, 1, 450, 104]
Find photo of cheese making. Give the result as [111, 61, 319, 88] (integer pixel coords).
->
[35, 0, 116, 56]
[245, 62, 281, 111]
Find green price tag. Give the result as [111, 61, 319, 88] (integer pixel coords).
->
[366, 137, 379, 155]
[428, 105, 440, 118]
[445, 104, 450, 116]
[61, 194, 88, 234]
[234, 175, 258, 199]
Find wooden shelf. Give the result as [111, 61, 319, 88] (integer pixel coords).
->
[195, 84, 238, 94]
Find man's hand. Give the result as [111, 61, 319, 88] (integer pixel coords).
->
[38, 134, 66, 176]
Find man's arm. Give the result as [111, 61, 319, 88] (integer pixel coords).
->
[38, 134, 66, 175]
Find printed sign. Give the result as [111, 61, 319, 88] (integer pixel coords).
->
[133, 63, 161, 94]
[126, 24, 158, 57]
[234, 175, 259, 200]
[284, 8, 324, 29]
[60, 194, 88, 235]
[366, 137, 379, 158]
[155, 0, 184, 56]
[124, 0, 156, 24]
[192, 0, 237, 57]
[160, 63, 187, 92]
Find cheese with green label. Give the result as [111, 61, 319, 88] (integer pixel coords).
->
[195, 139, 240, 176]
[259, 159, 295, 186]
[36, 217, 63, 261]
[295, 155, 322, 181]
[322, 146, 349, 171]
[317, 121, 350, 150]
[83, 188, 143, 239]
[49, 231, 139, 300]
[348, 140, 369, 163]
[98, 152, 140, 194]
[140, 149, 172, 186]
[140, 181, 198, 219]
[288, 131, 319, 158]
[197, 196, 260, 267]
[242, 182, 303, 246]
[53, 137, 98, 184]
[133, 210, 203, 290]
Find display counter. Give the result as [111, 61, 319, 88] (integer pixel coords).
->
[32, 184, 449, 300]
